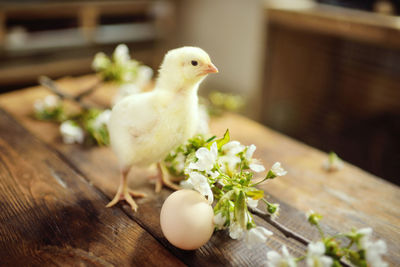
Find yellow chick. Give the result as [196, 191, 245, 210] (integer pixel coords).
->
[107, 47, 218, 211]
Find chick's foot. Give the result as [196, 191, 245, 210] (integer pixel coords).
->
[155, 162, 181, 193]
[106, 170, 146, 211]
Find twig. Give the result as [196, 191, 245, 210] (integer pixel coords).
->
[249, 207, 310, 245]
[75, 79, 103, 101]
[38, 76, 102, 110]
[249, 207, 352, 267]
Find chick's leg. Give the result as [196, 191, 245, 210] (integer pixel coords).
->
[155, 162, 181, 193]
[106, 168, 146, 211]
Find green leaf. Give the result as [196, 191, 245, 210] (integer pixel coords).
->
[205, 135, 217, 143]
[222, 185, 234, 191]
[206, 129, 230, 149]
[245, 188, 264, 200]
[235, 190, 246, 228]
[216, 129, 230, 149]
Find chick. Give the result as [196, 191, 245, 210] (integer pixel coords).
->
[106, 47, 218, 211]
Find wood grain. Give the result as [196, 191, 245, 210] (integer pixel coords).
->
[0, 109, 183, 267]
[0, 76, 399, 265]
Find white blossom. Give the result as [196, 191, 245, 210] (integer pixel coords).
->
[180, 172, 213, 204]
[122, 68, 135, 83]
[34, 95, 60, 112]
[92, 52, 109, 71]
[358, 228, 388, 267]
[247, 197, 259, 209]
[113, 44, 130, 64]
[270, 203, 280, 219]
[250, 163, 266, 173]
[218, 154, 241, 173]
[60, 121, 84, 144]
[245, 226, 273, 247]
[246, 144, 257, 159]
[188, 142, 218, 172]
[93, 109, 111, 130]
[245, 144, 266, 173]
[306, 241, 333, 267]
[271, 162, 287, 176]
[219, 141, 244, 172]
[135, 65, 153, 88]
[213, 213, 226, 229]
[223, 141, 245, 155]
[229, 222, 244, 239]
[266, 245, 297, 267]
[173, 153, 186, 173]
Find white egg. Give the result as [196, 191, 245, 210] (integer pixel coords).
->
[160, 189, 214, 250]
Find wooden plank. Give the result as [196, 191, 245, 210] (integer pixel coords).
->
[0, 77, 309, 265]
[1, 76, 399, 265]
[0, 108, 183, 266]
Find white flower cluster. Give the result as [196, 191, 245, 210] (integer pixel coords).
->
[112, 65, 154, 105]
[266, 211, 388, 267]
[181, 142, 218, 204]
[34, 95, 60, 113]
[173, 133, 287, 246]
[214, 210, 273, 247]
[266, 245, 296, 267]
[92, 109, 111, 130]
[58, 109, 112, 145]
[357, 228, 387, 267]
[305, 241, 333, 267]
[60, 120, 84, 144]
[92, 44, 153, 88]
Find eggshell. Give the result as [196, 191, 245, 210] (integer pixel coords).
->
[160, 189, 214, 250]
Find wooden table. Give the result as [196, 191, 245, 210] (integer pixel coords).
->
[0, 76, 399, 266]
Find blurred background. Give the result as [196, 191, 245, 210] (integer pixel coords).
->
[0, 0, 399, 185]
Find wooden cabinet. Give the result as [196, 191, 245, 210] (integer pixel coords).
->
[0, 1, 175, 91]
[262, 5, 400, 184]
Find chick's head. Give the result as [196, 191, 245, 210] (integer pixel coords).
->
[159, 46, 218, 88]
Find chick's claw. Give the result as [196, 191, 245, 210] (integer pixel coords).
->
[106, 170, 146, 211]
[155, 162, 181, 193]
[106, 189, 145, 211]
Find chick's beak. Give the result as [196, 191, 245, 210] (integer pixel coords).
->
[201, 63, 219, 75]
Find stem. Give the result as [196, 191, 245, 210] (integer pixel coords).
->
[346, 240, 354, 249]
[75, 79, 103, 101]
[316, 224, 325, 239]
[38, 76, 103, 110]
[250, 176, 269, 187]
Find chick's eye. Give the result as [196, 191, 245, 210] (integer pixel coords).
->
[191, 60, 198, 66]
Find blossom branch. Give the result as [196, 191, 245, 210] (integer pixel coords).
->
[249, 207, 310, 246]
[251, 207, 353, 267]
[38, 76, 103, 110]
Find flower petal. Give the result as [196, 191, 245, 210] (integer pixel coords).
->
[246, 144, 256, 159]
[250, 163, 266, 173]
